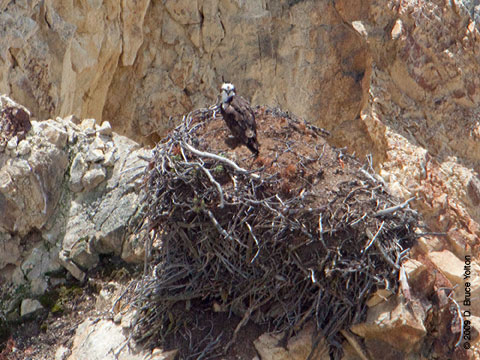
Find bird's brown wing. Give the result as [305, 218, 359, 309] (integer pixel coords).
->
[222, 96, 259, 154]
[222, 104, 245, 142]
[231, 96, 259, 153]
[231, 96, 256, 134]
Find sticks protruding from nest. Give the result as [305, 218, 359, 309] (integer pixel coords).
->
[133, 105, 419, 359]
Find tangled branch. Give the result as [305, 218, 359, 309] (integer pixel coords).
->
[132, 105, 419, 359]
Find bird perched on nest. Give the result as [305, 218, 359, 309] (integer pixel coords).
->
[219, 82, 259, 155]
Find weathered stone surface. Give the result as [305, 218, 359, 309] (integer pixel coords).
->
[11, 241, 63, 295]
[81, 164, 107, 191]
[69, 153, 87, 192]
[254, 324, 329, 360]
[20, 298, 43, 317]
[366, 288, 394, 308]
[102, 0, 369, 149]
[6, 136, 17, 150]
[69, 238, 99, 270]
[0, 232, 20, 269]
[85, 148, 105, 163]
[90, 136, 148, 256]
[121, 231, 146, 264]
[37, 120, 68, 148]
[351, 296, 427, 355]
[67, 319, 135, 360]
[0, 0, 122, 121]
[402, 258, 428, 286]
[0, 0, 377, 154]
[0, 104, 69, 236]
[361, 0, 480, 259]
[16, 139, 31, 156]
[0, 100, 143, 287]
[428, 250, 467, 286]
[103, 146, 117, 167]
[58, 250, 86, 282]
[67, 318, 169, 360]
[97, 121, 112, 136]
[120, 0, 151, 66]
[80, 118, 96, 132]
[60, 133, 146, 262]
[55, 346, 72, 360]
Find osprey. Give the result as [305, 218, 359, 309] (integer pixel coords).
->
[220, 82, 259, 155]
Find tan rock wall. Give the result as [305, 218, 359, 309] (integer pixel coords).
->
[0, 0, 137, 122]
[104, 0, 373, 150]
[0, 0, 374, 152]
[360, 0, 480, 256]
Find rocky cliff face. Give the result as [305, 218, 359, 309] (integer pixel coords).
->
[1, 0, 370, 147]
[1, 0, 480, 359]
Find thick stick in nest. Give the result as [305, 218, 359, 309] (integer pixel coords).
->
[133, 105, 419, 359]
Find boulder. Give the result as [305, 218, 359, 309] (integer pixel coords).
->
[20, 298, 43, 317]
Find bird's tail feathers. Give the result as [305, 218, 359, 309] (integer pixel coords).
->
[247, 138, 260, 156]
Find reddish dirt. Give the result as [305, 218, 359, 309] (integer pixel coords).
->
[192, 106, 355, 202]
[162, 302, 266, 360]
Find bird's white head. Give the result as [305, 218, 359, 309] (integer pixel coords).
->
[221, 83, 236, 104]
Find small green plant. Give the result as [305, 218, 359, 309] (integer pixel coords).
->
[192, 196, 205, 213]
[41, 285, 83, 315]
[213, 164, 224, 174]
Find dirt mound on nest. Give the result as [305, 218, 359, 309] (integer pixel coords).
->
[133, 105, 419, 359]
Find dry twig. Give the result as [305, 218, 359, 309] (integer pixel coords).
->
[132, 105, 419, 359]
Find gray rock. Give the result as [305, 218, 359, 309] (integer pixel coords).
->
[68, 318, 157, 360]
[31, 278, 48, 296]
[97, 121, 112, 136]
[82, 164, 107, 191]
[93, 192, 138, 255]
[64, 114, 81, 125]
[62, 200, 96, 252]
[20, 298, 43, 317]
[0, 110, 69, 236]
[103, 147, 117, 167]
[91, 136, 106, 151]
[16, 139, 31, 156]
[43, 122, 68, 148]
[58, 250, 86, 282]
[85, 148, 104, 163]
[80, 118, 96, 131]
[70, 238, 99, 270]
[21, 242, 62, 284]
[69, 153, 87, 192]
[55, 345, 71, 360]
[113, 313, 122, 324]
[6, 136, 18, 150]
[0, 96, 146, 288]
[0, 232, 21, 270]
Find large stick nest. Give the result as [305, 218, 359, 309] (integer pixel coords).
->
[133, 105, 418, 359]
